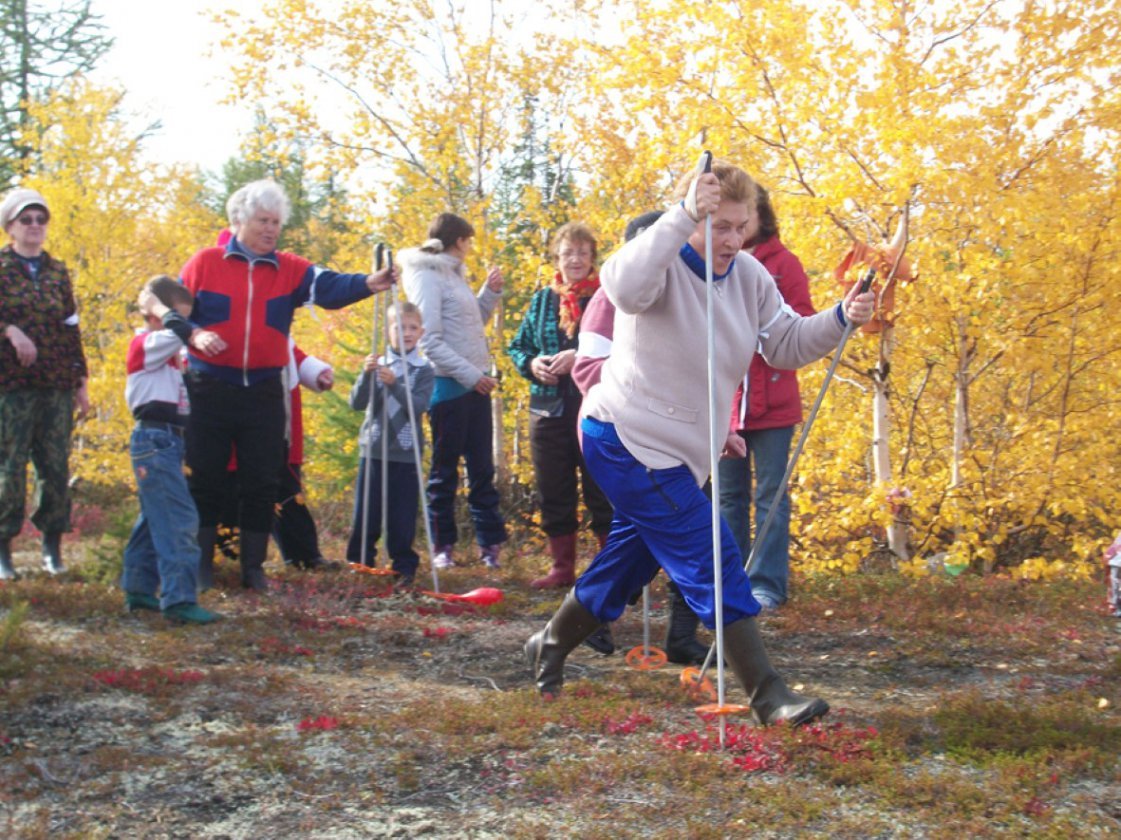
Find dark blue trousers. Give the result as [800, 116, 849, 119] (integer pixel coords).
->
[574, 418, 760, 629]
[426, 391, 506, 548]
[347, 458, 420, 578]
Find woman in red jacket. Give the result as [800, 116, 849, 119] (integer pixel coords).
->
[718, 187, 815, 609]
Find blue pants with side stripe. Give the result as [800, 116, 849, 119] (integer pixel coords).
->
[573, 417, 761, 629]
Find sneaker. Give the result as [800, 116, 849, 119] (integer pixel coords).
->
[163, 602, 221, 625]
[480, 544, 501, 569]
[125, 592, 160, 613]
[752, 591, 781, 612]
[432, 546, 456, 570]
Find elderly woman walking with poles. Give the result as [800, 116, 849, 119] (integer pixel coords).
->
[525, 159, 875, 726]
[0, 188, 89, 580]
[181, 179, 395, 592]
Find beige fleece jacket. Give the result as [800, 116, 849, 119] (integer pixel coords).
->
[582, 204, 845, 485]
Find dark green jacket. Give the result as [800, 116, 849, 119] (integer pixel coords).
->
[0, 246, 87, 392]
[507, 286, 587, 416]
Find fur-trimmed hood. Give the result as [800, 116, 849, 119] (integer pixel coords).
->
[396, 247, 465, 280]
[400, 246, 501, 390]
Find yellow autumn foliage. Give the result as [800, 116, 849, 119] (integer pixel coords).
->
[10, 1, 1120, 579]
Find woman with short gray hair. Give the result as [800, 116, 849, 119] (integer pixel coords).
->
[226, 180, 291, 228]
[180, 179, 395, 592]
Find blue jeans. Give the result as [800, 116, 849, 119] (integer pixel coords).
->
[574, 418, 760, 629]
[717, 425, 794, 606]
[122, 425, 200, 609]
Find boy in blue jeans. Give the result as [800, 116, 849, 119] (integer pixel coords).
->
[347, 301, 434, 588]
[122, 276, 221, 624]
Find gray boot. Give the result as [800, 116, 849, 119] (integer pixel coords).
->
[723, 617, 828, 727]
[524, 590, 603, 697]
[238, 530, 270, 592]
[42, 533, 64, 575]
[197, 526, 218, 591]
[0, 538, 18, 581]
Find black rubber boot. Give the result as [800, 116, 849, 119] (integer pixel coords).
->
[524, 590, 604, 697]
[301, 556, 340, 571]
[723, 617, 829, 727]
[582, 623, 616, 655]
[0, 538, 18, 581]
[238, 530, 270, 592]
[197, 526, 218, 592]
[664, 585, 709, 665]
[42, 533, 64, 575]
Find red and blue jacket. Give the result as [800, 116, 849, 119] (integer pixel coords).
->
[180, 237, 370, 386]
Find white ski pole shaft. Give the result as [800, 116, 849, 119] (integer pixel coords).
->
[697, 266, 878, 683]
[744, 265, 876, 579]
[389, 249, 439, 593]
[642, 584, 651, 655]
[696, 150, 727, 746]
[359, 242, 388, 567]
[379, 290, 391, 549]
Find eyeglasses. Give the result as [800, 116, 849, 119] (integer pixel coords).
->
[15, 214, 48, 226]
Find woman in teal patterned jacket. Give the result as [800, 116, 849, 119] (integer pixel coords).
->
[508, 222, 613, 595]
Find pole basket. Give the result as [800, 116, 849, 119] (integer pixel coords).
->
[680, 667, 716, 702]
[625, 645, 668, 670]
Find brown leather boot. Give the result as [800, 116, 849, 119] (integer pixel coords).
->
[531, 533, 577, 589]
[723, 617, 828, 727]
[524, 589, 603, 697]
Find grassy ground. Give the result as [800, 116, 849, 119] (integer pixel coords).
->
[1, 532, 1119, 838]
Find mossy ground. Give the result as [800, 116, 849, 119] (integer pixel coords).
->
[1, 533, 1119, 838]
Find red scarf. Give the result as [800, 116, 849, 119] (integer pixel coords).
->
[554, 271, 600, 338]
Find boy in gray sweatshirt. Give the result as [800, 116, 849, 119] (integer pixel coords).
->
[347, 302, 434, 587]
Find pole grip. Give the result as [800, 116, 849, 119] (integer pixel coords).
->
[375, 242, 387, 272]
[695, 150, 713, 176]
[858, 266, 876, 294]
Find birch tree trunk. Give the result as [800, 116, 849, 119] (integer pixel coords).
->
[873, 211, 911, 563]
[872, 324, 910, 561]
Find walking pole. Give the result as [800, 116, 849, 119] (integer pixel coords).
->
[692, 151, 736, 747]
[691, 265, 878, 688]
[742, 265, 878, 581]
[625, 583, 668, 669]
[358, 243, 389, 571]
[379, 266, 391, 566]
[386, 248, 441, 594]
